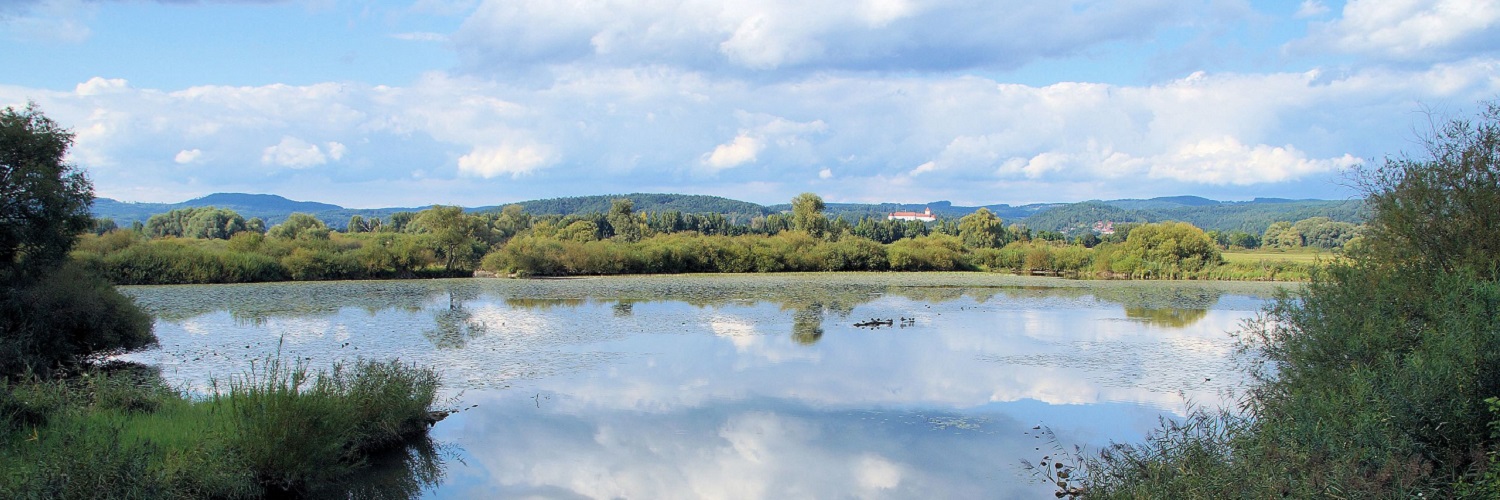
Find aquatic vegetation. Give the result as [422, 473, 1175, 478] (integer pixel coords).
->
[0, 359, 443, 499]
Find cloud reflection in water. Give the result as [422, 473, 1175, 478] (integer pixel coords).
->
[118, 274, 1283, 498]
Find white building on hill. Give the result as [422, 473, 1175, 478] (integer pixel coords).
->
[888, 208, 937, 222]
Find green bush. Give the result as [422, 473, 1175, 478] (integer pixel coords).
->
[0, 264, 154, 377]
[280, 247, 360, 281]
[1082, 265, 1500, 497]
[887, 234, 969, 271]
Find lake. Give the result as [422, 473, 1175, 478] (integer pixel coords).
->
[118, 273, 1287, 499]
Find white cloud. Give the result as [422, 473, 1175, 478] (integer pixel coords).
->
[261, 136, 328, 169]
[1295, 0, 1329, 18]
[457, 144, 552, 178]
[1144, 137, 1361, 184]
[174, 148, 203, 164]
[1298, 0, 1500, 62]
[454, 0, 1184, 74]
[700, 114, 826, 172]
[0, 0, 93, 43]
[325, 141, 346, 161]
[7, 57, 1498, 206]
[75, 77, 129, 96]
[818, 168, 832, 179]
[908, 161, 937, 176]
[702, 134, 762, 171]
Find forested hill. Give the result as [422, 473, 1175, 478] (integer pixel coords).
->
[1019, 201, 1155, 232]
[93, 193, 346, 227]
[93, 192, 1364, 233]
[92, 192, 772, 228]
[497, 193, 771, 218]
[766, 200, 1059, 221]
[1020, 198, 1366, 235]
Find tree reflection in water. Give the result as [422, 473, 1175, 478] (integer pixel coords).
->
[424, 288, 487, 349]
[1123, 307, 1211, 328]
[791, 306, 824, 345]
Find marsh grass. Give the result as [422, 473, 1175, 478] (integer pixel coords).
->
[0, 357, 442, 499]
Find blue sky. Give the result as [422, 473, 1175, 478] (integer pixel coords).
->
[2, 0, 1497, 208]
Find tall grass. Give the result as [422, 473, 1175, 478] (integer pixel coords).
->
[0, 358, 442, 499]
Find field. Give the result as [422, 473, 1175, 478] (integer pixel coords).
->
[1221, 248, 1337, 265]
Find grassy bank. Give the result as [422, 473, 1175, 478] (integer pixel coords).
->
[0, 359, 443, 499]
[480, 231, 1318, 281]
[74, 217, 1324, 285]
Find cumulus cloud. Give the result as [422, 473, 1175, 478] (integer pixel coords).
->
[453, 0, 1184, 74]
[1296, 0, 1500, 62]
[987, 138, 1360, 186]
[1144, 137, 1361, 184]
[74, 77, 129, 96]
[700, 114, 826, 172]
[261, 136, 330, 168]
[702, 134, 762, 171]
[457, 144, 552, 178]
[7, 56, 1498, 206]
[1295, 0, 1329, 18]
[174, 149, 203, 164]
[325, 141, 346, 161]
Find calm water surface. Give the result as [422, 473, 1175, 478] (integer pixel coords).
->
[119, 273, 1288, 499]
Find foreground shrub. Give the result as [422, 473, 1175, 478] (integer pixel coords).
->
[0, 264, 154, 377]
[1081, 264, 1500, 498]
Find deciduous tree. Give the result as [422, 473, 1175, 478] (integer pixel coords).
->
[790, 192, 828, 239]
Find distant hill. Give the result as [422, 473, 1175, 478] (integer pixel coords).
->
[1106, 196, 1220, 210]
[1018, 197, 1366, 235]
[496, 193, 771, 218]
[184, 193, 342, 214]
[93, 193, 358, 227]
[93, 192, 773, 229]
[769, 200, 1057, 222]
[1020, 201, 1154, 233]
[92, 192, 1366, 234]
[1148, 199, 1366, 234]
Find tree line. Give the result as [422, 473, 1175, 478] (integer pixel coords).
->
[72, 184, 1332, 284]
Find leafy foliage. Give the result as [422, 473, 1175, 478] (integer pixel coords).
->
[1359, 101, 1500, 277]
[0, 104, 153, 377]
[0, 104, 93, 285]
[1080, 100, 1500, 498]
[145, 206, 250, 240]
[790, 192, 828, 239]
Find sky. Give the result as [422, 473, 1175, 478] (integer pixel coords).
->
[1, 0, 1497, 208]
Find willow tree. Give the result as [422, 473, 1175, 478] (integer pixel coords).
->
[790, 192, 828, 239]
[958, 208, 1008, 249]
